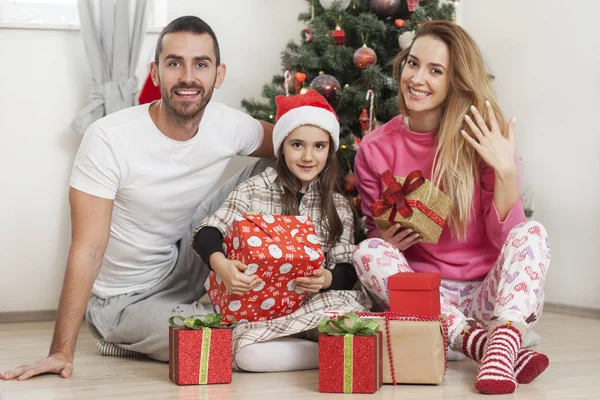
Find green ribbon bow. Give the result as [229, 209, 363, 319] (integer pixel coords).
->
[169, 314, 236, 384]
[318, 312, 379, 336]
[318, 313, 380, 393]
[168, 313, 237, 330]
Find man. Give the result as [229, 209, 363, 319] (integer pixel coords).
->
[1, 16, 274, 381]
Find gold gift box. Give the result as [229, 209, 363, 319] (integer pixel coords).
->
[373, 172, 451, 244]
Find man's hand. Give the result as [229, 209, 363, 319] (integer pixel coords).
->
[295, 266, 331, 294]
[210, 253, 262, 295]
[2, 188, 112, 381]
[0, 353, 73, 381]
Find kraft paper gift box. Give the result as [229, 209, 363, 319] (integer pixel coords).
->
[357, 312, 448, 385]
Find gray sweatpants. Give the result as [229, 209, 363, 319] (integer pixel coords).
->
[85, 158, 273, 362]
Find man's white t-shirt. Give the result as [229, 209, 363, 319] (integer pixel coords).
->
[70, 101, 263, 298]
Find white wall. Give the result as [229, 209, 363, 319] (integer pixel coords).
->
[2, 0, 598, 313]
[457, 0, 600, 309]
[0, 0, 306, 313]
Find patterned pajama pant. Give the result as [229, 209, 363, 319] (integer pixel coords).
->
[352, 221, 551, 351]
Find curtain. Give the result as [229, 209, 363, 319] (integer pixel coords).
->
[71, 0, 149, 134]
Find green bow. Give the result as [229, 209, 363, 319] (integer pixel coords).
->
[318, 313, 379, 336]
[169, 314, 237, 330]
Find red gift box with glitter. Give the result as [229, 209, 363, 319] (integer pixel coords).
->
[168, 315, 234, 385]
[205, 214, 324, 323]
[318, 313, 383, 393]
[389, 272, 441, 317]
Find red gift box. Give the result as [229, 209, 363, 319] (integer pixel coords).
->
[206, 214, 324, 323]
[168, 316, 234, 385]
[318, 314, 383, 393]
[389, 272, 441, 317]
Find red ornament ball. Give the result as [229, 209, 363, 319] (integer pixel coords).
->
[353, 45, 377, 70]
[309, 74, 341, 107]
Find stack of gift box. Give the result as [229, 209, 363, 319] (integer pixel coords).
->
[318, 272, 448, 393]
[319, 169, 450, 393]
[168, 167, 451, 392]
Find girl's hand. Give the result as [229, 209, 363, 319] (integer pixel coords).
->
[210, 253, 262, 295]
[461, 101, 517, 178]
[380, 224, 421, 251]
[295, 267, 331, 293]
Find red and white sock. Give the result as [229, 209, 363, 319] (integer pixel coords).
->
[461, 326, 487, 361]
[460, 325, 549, 384]
[514, 349, 549, 383]
[475, 323, 522, 394]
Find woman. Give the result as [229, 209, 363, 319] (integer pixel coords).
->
[352, 20, 550, 395]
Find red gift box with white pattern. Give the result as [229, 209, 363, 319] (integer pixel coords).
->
[318, 331, 383, 393]
[389, 272, 441, 317]
[205, 214, 324, 323]
[168, 326, 232, 385]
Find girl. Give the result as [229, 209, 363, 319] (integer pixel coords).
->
[192, 89, 367, 372]
[352, 21, 551, 395]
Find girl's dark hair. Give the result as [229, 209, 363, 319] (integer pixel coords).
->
[275, 137, 348, 247]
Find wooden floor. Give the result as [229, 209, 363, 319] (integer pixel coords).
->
[1, 311, 598, 399]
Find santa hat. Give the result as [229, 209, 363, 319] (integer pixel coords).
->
[273, 89, 340, 154]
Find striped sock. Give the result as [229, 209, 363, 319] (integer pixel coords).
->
[460, 326, 549, 384]
[515, 349, 549, 383]
[475, 324, 522, 394]
[461, 326, 487, 362]
[96, 341, 144, 358]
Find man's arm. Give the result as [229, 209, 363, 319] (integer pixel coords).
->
[0, 188, 113, 381]
[248, 120, 275, 157]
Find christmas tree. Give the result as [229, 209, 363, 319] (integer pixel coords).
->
[242, 0, 455, 197]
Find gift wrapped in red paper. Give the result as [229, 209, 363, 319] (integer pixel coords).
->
[168, 314, 236, 385]
[370, 169, 451, 243]
[318, 313, 383, 394]
[205, 214, 324, 323]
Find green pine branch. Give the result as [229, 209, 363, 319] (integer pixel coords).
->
[242, 0, 455, 184]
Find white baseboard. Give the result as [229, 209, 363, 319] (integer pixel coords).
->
[1, 302, 598, 323]
[0, 310, 57, 323]
[543, 302, 600, 320]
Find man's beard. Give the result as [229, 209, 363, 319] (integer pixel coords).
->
[160, 82, 215, 123]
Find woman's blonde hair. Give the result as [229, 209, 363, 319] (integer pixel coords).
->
[393, 20, 506, 241]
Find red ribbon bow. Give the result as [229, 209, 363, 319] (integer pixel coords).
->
[370, 170, 425, 221]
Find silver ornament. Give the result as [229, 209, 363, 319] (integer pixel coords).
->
[319, 0, 352, 10]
